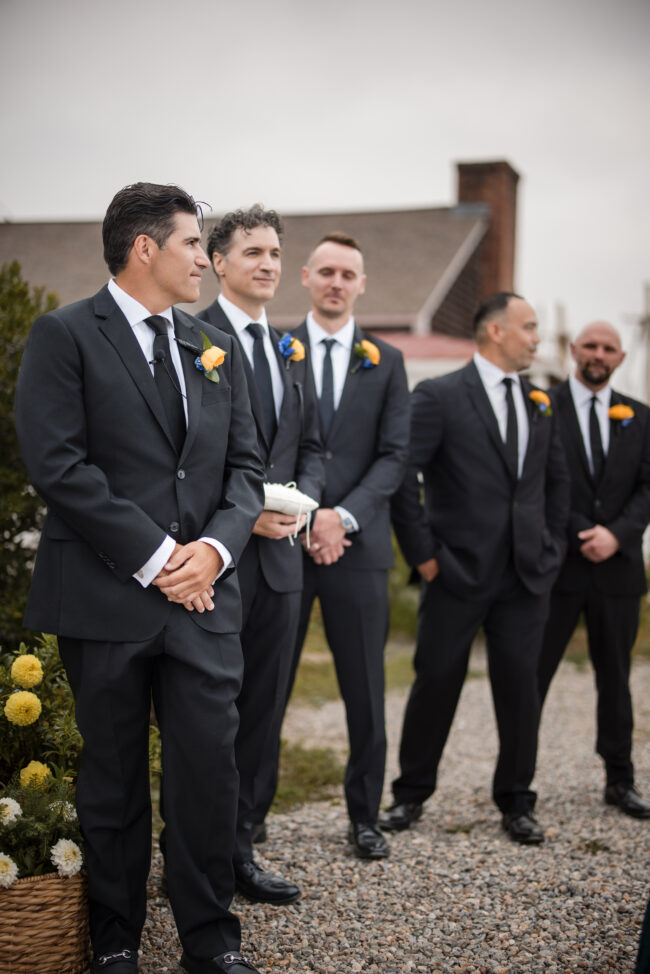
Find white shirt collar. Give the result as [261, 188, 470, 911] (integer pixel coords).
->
[473, 351, 521, 390]
[306, 311, 356, 350]
[107, 278, 173, 328]
[218, 293, 268, 337]
[569, 372, 611, 409]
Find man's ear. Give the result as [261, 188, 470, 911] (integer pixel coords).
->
[131, 233, 157, 266]
[212, 252, 226, 279]
[300, 266, 310, 289]
[485, 318, 503, 345]
[358, 274, 367, 297]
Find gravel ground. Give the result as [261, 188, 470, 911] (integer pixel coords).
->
[134, 650, 650, 974]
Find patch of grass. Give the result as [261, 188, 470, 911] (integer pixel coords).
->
[271, 740, 343, 812]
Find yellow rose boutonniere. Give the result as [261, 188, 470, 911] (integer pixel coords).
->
[278, 333, 306, 369]
[609, 403, 634, 427]
[351, 339, 380, 373]
[529, 389, 552, 416]
[195, 332, 226, 384]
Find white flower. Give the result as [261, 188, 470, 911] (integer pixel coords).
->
[0, 853, 19, 888]
[50, 838, 83, 877]
[0, 797, 23, 825]
[49, 800, 77, 822]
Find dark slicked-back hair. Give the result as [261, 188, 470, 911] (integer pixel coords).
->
[473, 291, 523, 336]
[206, 205, 283, 262]
[310, 231, 363, 259]
[103, 182, 203, 276]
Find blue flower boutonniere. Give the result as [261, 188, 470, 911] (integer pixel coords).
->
[351, 340, 380, 374]
[278, 333, 306, 370]
[194, 332, 226, 384]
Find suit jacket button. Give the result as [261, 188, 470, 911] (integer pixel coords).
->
[268, 462, 274, 469]
[177, 469, 186, 480]
[170, 521, 180, 534]
[325, 450, 333, 460]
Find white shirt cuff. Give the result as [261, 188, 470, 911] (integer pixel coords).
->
[334, 506, 359, 533]
[133, 536, 233, 588]
[133, 535, 176, 588]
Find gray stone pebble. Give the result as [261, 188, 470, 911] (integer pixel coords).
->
[135, 653, 650, 973]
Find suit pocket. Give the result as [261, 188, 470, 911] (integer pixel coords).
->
[202, 378, 232, 405]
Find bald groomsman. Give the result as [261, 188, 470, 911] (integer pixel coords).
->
[538, 321, 650, 818]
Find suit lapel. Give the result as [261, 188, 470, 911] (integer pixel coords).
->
[173, 310, 207, 460]
[602, 389, 625, 480]
[95, 288, 175, 449]
[204, 301, 271, 450]
[463, 361, 515, 481]
[325, 324, 365, 444]
[558, 381, 593, 483]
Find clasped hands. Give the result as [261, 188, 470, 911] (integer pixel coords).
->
[152, 541, 222, 613]
[302, 508, 352, 565]
[578, 524, 619, 563]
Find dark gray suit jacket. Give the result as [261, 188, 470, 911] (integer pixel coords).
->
[197, 301, 324, 593]
[392, 360, 570, 598]
[550, 381, 650, 596]
[295, 321, 410, 571]
[15, 285, 265, 640]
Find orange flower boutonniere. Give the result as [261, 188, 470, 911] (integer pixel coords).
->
[351, 340, 380, 373]
[609, 404, 634, 427]
[195, 332, 226, 384]
[529, 389, 552, 416]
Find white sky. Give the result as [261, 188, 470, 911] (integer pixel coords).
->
[1, 0, 649, 388]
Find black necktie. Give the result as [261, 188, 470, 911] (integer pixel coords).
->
[246, 322, 277, 444]
[320, 339, 336, 437]
[503, 377, 518, 477]
[145, 315, 185, 454]
[589, 395, 605, 482]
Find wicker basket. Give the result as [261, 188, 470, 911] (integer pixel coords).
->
[0, 871, 90, 973]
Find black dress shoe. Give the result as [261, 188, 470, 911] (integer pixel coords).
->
[502, 811, 545, 845]
[180, 949, 261, 973]
[91, 949, 138, 972]
[251, 822, 267, 844]
[379, 801, 423, 832]
[605, 782, 650, 819]
[348, 822, 389, 859]
[234, 859, 300, 904]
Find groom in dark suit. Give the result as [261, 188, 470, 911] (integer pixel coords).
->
[383, 292, 569, 844]
[15, 183, 266, 974]
[279, 232, 410, 860]
[538, 321, 650, 818]
[198, 206, 323, 904]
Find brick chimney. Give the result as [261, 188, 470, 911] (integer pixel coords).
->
[457, 160, 519, 302]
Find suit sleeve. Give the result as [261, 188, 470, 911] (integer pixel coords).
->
[197, 334, 265, 564]
[391, 379, 443, 566]
[336, 350, 410, 531]
[15, 311, 167, 579]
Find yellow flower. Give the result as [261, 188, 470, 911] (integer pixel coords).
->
[201, 345, 226, 371]
[4, 690, 42, 726]
[360, 340, 380, 365]
[609, 404, 634, 421]
[20, 760, 52, 789]
[288, 337, 305, 362]
[11, 654, 43, 689]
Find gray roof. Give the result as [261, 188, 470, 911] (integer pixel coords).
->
[0, 205, 488, 326]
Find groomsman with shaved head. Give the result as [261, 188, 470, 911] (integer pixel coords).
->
[538, 321, 650, 819]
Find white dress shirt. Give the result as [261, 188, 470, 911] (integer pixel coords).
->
[569, 372, 611, 469]
[305, 312, 356, 410]
[473, 352, 529, 478]
[306, 312, 359, 531]
[218, 294, 284, 418]
[108, 279, 231, 587]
